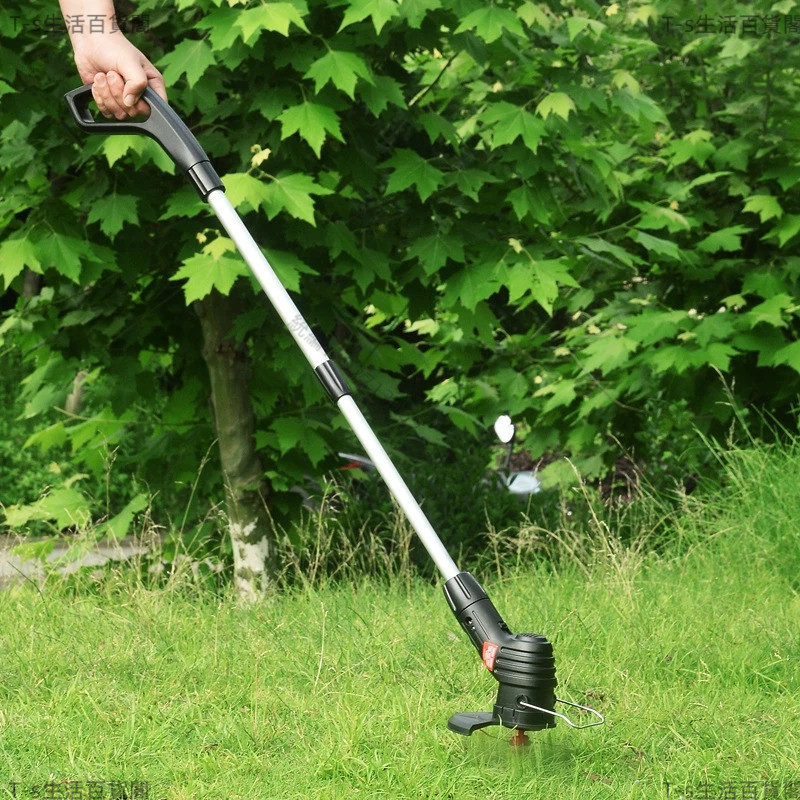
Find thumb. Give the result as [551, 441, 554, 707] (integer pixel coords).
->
[117, 50, 148, 108]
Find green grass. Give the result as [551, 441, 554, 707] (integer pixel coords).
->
[1, 440, 799, 799]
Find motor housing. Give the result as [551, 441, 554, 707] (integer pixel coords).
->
[443, 572, 557, 734]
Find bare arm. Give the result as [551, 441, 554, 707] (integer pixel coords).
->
[59, 0, 166, 119]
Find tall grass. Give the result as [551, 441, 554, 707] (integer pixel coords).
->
[0, 438, 798, 799]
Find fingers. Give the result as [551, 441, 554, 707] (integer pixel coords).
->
[88, 51, 167, 120]
[128, 62, 167, 119]
[116, 49, 148, 109]
[144, 63, 168, 102]
[92, 70, 148, 120]
[92, 72, 126, 120]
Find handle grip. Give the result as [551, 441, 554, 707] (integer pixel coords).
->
[64, 84, 223, 199]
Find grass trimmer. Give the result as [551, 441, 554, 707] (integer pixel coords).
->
[65, 85, 604, 743]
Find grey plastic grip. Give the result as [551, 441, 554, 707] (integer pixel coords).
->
[63, 84, 223, 198]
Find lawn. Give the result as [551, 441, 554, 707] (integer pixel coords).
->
[1, 442, 798, 799]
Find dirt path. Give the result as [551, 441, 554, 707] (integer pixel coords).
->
[0, 534, 152, 589]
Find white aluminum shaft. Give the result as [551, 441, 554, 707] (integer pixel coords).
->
[208, 190, 327, 368]
[336, 395, 459, 580]
[206, 189, 460, 581]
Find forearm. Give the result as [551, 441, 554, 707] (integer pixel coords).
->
[58, 0, 121, 51]
[60, 0, 167, 113]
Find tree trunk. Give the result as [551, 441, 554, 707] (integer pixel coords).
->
[194, 290, 274, 602]
[22, 269, 41, 298]
[65, 370, 87, 416]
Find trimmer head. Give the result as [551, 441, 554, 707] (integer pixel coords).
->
[443, 572, 603, 738]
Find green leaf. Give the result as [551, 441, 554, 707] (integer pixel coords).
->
[713, 140, 750, 170]
[575, 236, 640, 268]
[160, 39, 216, 89]
[24, 422, 67, 453]
[304, 50, 373, 99]
[86, 193, 138, 239]
[102, 136, 140, 167]
[224, 173, 271, 213]
[454, 5, 525, 42]
[442, 261, 500, 311]
[97, 493, 149, 539]
[278, 101, 344, 157]
[399, 0, 442, 27]
[160, 186, 206, 220]
[743, 195, 783, 224]
[268, 418, 327, 466]
[170, 240, 250, 304]
[452, 169, 497, 202]
[265, 248, 318, 293]
[580, 333, 638, 375]
[236, 2, 309, 40]
[767, 214, 800, 247]
[37, 233, 93, 283]
[764, 164, 800, 191]
[771, 340, 800, 372]
[693, 313, 735, 347]
[535, 92, 576, 121]
[407, 233, 465, 274]
[262, 172, 333, 226]
[339, 0, 400, 34]
[699, 342, 738, 371]
[566, 16, 591, 40]
[537, 459, 580, 489]
[4, 486, 91, 530]
[747, 294, 793, 328]
[627, 230, 681, 261]
[195, 6, 243, 50]
[481, 102, 546, 152]
[719, 36, 754, 61]
[533, 378, 577, 413]
[665, 130, 714, 168]
[518, 2, 551, 30]
[670, 171, 731, 201]
[382, 149, 444, 202]
[698, 225, 751, 253]
[631, 202, 691, 232]
[505, 258, 579, 315]
[0, 235, 41, 289]
[419, 112, 459, 146]
[626, 310, 687, 346]
[743, 270, 786, 298]
[360, 75, 406, 116]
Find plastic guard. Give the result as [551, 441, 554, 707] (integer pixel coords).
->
[447, 712, 498, 736]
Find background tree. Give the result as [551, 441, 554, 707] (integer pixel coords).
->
[2, 0, 799, 595]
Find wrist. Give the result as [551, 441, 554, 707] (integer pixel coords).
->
[69, 25, 125, 52]
[61, 0, 121, 43]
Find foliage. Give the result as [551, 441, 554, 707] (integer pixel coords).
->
[304, 421, 537, 563]
[2, 0, 800, 544]
[0, 350, 58, 511]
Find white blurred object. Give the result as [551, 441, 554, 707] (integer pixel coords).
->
[505, 470, 542, 496]
[493, 414, 515, 444]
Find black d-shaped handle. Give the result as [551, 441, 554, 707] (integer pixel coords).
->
[64, 84, 223, 199]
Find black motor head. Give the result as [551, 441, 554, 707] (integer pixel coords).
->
[443, 572, 559, 734]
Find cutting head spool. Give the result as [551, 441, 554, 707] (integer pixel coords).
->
[443, 572, 603, 737]
[492, 632, 558, 731]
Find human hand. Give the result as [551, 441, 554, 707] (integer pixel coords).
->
[72, 33, 166, 119]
